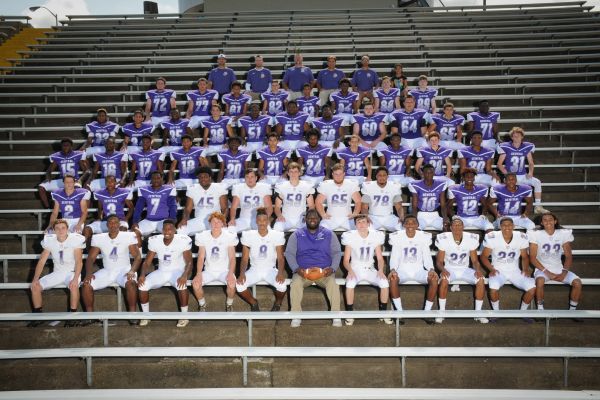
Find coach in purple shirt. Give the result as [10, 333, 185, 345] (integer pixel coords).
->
[282, 53, 315, 101]
[208, 53, 237, 96]
[245, 55, 272, 101]
[316, 55, 346, 107]
[285, 209, 342, 327]
[352, 55, 379, 105]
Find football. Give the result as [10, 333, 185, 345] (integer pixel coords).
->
[304, 267, 325, 281]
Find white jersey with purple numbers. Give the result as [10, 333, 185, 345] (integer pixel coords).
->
[275, 180, 314, 221]
[489, 184, 532, 217]
[237, 115, 272, 144]
[130, 150, 165, 181]
[146, 89, 176, 118]
[161, 119, 190, 147]
[337, 146, 371, 177]
[186, 182, 227, 217]
[275, 112, 311, 141]
[448, 184, 488, 218]
[466, 111, 500, 141]
[416, 146, 453, 177]
[137, 185, 177, 221]
[409, 180, 447, 212]
[388, 230, 433, 273]
[187, 89, 219, 117]
[330, 91, 358, 115]
[317, 179, 359, 219]
[195, 230, 239, 272]
[50, 151, 85, 179]
[121, 123, 153, 147]
[218, 149, 250, 180]
[497, 141, 535, 175]
[148, 234, 192, 271]
[256, 146, 290, 177]
[94, 188, 132, 220]
[201, 116, 232, 146]
[41, 233, 86, 273]
[377, 146, 413, 176]
[435, 231, 479, 270]
[241, 229, 285, 270]
[93, 151, 127, 180]
[295, 145, 331, 178]
[51, 188, 91, 219]
[232, 182, 272, 220]
[361, 181, 402, 216]
[222, 93, 252, 117]
[457, 146, 495, 174]
[261, 90, 289, 116]
[296, 96, 320, 118]
[374, 88, 400, 113]
[483, 230, 529, 273]
[170, 147, 203, 180]
[387, 108, 432, 139]
[86, 121, 119, 147]
[351, 113, 387, 142]
[91, 231, 137, 271]
[527, 228, 574, 274]
[431, 114, 465, 142]
[409, 88, 438, 112]
[342, 229, 385, 270]
[311, 116, 346, 142]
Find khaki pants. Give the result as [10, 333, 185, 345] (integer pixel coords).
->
[245, 91, 262, 102]
[288, 91, 303, 101]
[290, 272, 341, 312]
[319, 88, 335, 107]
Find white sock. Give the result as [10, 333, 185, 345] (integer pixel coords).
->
[424, 300, 434, 311]
[537, 302, 545, 310]
[569, 301, 578, 311]
[475, 299, 483, 311]
[392, 297, 402, 311]
[198, 298, 206, 306]
[141, 303, 149, 313]
[520, 301, 529, 310]
[181, 306, 188, 313]
[534, 198, 541, 205]
[491, 300, 500, 311]
[226, 298, 234, 305]
[438, 298, 447, 311]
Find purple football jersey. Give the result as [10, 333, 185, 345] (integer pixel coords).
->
[283, 66, 314, 92]
[93, 151, 127, 179]
[448, 184, 488, 218]
[374, 88, 400, 113]
[50, 151, 85, 179]
[261, 90, 289, 116]
[387, 108, 432, 140]
[295, 145, 331, 178]
[146, 89, 176, 118]
[246, 67, 272, 93]
[296, 96, 320, 118]
[170, 147, 203, 179]
[497, 141, 535, 175]
[466, 111, 500, 140]
[222, 93, 252, 117]
[457, 146, 495, 174]
[351, 112, 387, 141]
[431, 114, 465, 142]
[337, 146, 371, 177]
[257, 146, 290, 177]
[201, 116, 231, 146]
[416, 146, 453, 176]
[311, 116, 345, 142]
[186, 89, 219, 117]
[330, 91, 358, 115]
[489, 184, 532, 216]
[351, 68, 379, 91]
[409, 180, 447, 212]
[377, 145, 413, 176]
[218, 149, 250, 180]
[275, 112, 310, 141]
[86, 121, 119, 147]
[134, 185, 177, 222]
[121, 122, 153, 147]
[409, 88, 438, 112]
[130, 150, 164, 181]
[316, 68, 345, 90]
[237, 115, 272, 143]
[208, 67, 237, 95]
[51, 188, 90, 219]
[94, 187, 131, 219]
[161, 118, 190, 147]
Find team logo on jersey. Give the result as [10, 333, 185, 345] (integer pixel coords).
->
[333, 73, 338, 78]
[367, 73, 371, 78]
[223, 72, 228, 76]
[301, 68, 306, 73]
[260, 73, 265, 78]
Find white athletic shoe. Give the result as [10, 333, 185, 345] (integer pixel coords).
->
[176, 319, 189, 328]
[475, 317, 489, 324]
[344, 318, 354, 326]
[290, 319, 302, 328]
[534, 205, 550, 214]
[332, 319, 342, 327]
[435, 317, 444, 324]
[139, 319, 149, 327]
[381, 318, 394, 325]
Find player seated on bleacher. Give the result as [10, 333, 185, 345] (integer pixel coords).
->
[446, 169, 493, 232]
[256, 133, 291, 187]
[337, 135, 372, 185]
[497, 126, 548, 215]
[464, 99, 500, 150]
[80, 108, 120, 158]
[83, 175, 133, 237]
[351, 101, 388, 152]
[272, 162, 315, 232]
[238, 102, 272, 155]
[310, 103, 347, 152]
[120, 109, 153, 155]
[144, 76, 177, 130]
[330, 78, 359, 125]
[414, 132, 454, 186]
[296, 83, 320, 118]
[222, 81, 252, 124]
[430, 102, 465, 151]
[409, 74, 438, 114]
[186, 77, 219, 134]
[373, 76, 401, 114]
[46, 174, 90, 235]
[295, 129, 332, 188]
[360, 166, 404, 232]
[377, 132, 414, 187]
[457, 131, 500, 187]
[408, 164, 449, 231]
[261, 79, 289, 117]
[38, 137, 88, 209]
[390, 63, 409, 101]
[132, 171, 177, 241]
[86, 138, 128, 192]
[167, 134, 203, 190]
[160, 108, 192, 155]
[216, 136, 251, 189]
[228, 169, 273, 233]
[315, 163, 362, 232]
[201, 103, 233, 157]
[487, 172, 535, 230]
[387, 94, 434, 150]
[128, 134, 166, 189]
[274, 100, 311, 151]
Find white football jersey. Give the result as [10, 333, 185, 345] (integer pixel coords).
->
[148, 234, 192, 271]
[482, 230, 529, 273]
[527, 228, 573, 274]
[232, 182, 272, 219]
[388, 230, 433, 272]
[275, 180, 315, 220]
[435, 232, 479, 270]
[41, 233, 86, 272]
[195, 229, 239, 272]
[341, 229, 385, 270]
[317, 179, 359, 219]
[241, 230, 285, 269]
[186, 182, 227, 217]
[91, 231, 137, 271]
[360, 181, 402, 217]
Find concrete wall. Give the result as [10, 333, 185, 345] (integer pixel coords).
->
[181, 0, 398, 13]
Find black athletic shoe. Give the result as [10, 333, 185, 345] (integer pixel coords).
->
[423, 318, 435, 325]
[64, 320, 80, 328]
[27, 320, 43, 328]
[572, 318, 584, 323]
[270, 303, 281, 312]
[250, 303, 260, 312]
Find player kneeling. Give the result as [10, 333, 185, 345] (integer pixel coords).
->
[388, 216, 438, 324]
[192, 212, 238, 312]
[529, 213, 582, 320]
[138, 220, 193, 327]
[82, 215, 141, 324]
[480, 217, 535, 323]
[342, 214, 389, 325]
[435, 218, 488, 324]
[29, 219, 85, 327]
